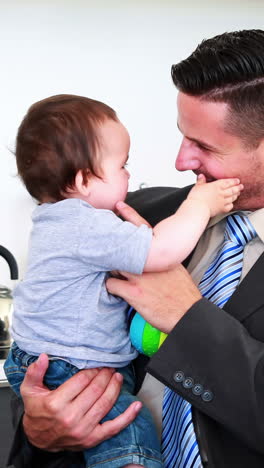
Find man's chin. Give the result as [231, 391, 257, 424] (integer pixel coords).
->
[232, 193, 253, 212]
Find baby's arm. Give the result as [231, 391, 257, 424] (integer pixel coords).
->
[144, 176, 243, 271]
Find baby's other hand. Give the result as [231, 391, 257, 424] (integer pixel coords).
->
[188, 176, 244, 217]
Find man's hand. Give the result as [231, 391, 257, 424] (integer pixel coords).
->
[106, 264, 202, 334]
[21, 354, 142, 451]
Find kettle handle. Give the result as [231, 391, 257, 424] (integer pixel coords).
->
[0, 245, 19, 280]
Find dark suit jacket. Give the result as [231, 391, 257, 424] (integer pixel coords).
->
[128, 186, 264, 468]
[7, 186, 264, 468]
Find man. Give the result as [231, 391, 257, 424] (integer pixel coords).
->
[7, 29, 264, 467]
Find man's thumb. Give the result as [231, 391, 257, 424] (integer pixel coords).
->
[22, 353, 49, 390]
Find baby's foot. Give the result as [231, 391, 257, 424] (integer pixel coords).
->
[189, 176, 243, 217]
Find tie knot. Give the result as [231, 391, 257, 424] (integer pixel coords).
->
[225, 213, 257, 246]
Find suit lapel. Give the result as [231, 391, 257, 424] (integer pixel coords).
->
[224, 251, 264, 321]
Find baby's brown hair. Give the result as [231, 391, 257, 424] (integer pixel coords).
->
[16, 94, 117, 202]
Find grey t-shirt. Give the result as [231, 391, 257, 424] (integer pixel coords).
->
[12, 199, 152, 368]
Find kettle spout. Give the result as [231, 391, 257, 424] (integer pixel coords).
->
[0, 246, 19, 280]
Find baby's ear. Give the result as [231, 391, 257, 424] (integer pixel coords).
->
[74, 169, 91, 196]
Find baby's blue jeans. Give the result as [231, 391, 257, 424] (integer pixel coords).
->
[4, 342, 163, 467]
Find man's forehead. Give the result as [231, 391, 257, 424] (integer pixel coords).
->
[177, 91, 229, 120]
[176, 92, 234, 147]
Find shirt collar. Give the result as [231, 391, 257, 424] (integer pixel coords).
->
[208, 208, 264, 244]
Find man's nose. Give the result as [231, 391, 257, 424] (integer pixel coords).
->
[175, 139, 201, 172]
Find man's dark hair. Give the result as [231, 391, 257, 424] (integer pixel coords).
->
[171, 29, 264, 148]
[16, 94, 117, 202]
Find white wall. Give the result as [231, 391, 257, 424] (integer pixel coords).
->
[1, 0, 264, 288]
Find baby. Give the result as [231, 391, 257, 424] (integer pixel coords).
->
[4, 94, 242, 468]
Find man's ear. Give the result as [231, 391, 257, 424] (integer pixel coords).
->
[74, 169, 91, 196]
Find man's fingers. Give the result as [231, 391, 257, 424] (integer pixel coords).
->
[77, 372, 124, 424]
[69, 369, 121, 421]
[106, 275, 137, 301]
[51, 372, 130, 448]
[84, 401, 143, 448]
[49, 367, 112, 410]
[115, 201, 151, 227]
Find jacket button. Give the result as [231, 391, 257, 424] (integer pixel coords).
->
[192, 383, 204, 396]
[201, 390, 213, 402]
[183, 377, 194, 389]
[173, 371, 185, 383]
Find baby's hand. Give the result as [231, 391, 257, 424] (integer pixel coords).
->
[188, 175, 244, 217]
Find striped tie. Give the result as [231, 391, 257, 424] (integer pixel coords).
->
[199, 213, 256, 305]
[161, 213, 257, 468]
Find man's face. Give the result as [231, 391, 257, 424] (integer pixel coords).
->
[176, 92, 264, 210]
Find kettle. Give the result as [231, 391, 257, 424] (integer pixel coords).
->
[0, 246, 18, 359]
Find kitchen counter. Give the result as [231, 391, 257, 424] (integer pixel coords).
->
[0, 358, 8, 387]
[0, 359, 14, 466]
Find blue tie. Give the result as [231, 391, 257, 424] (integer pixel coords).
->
[161, 213, 257, 467]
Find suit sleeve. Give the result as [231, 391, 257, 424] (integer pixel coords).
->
[146, 297, 264, 454]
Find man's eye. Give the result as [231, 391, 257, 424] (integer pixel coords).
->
[196, 143, 209, 151]
[123, 163, 129, 168]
